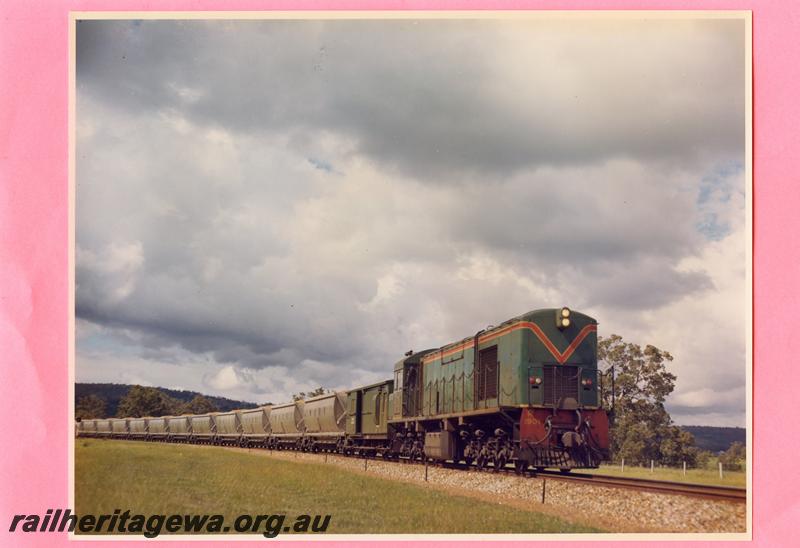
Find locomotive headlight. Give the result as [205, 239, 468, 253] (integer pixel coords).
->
[556, 307, 571, 329]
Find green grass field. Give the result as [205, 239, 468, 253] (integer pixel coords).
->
[75, 439, 601, 535]
[597, 463, 746, 488]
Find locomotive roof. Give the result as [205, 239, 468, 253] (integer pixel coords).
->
[514, 308, 597, 325]
[422, 308, 597, 358]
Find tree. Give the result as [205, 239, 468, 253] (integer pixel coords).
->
[182, 395, 218, 414]
[695, 449, 715, 469]
[293, 387, 328, 401]
[76, 394, 108, 420]
[599, 334, 698, 466]
[719, 441, 746, 471]
[116, 386, 183, 417]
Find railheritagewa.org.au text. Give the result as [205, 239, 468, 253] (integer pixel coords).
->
[8, 509, 331, 538]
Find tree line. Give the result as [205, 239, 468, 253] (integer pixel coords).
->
[76, 386, 220, 419]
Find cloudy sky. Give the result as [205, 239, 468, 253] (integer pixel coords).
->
[75, 16, 748, 427]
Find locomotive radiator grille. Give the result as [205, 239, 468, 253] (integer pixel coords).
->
[542, 365, 580, 407]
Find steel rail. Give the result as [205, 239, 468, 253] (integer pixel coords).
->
[532, 470, 747, 502]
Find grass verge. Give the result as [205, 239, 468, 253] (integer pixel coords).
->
[75, 439, 601, 535]
[597, 463, 746, 488]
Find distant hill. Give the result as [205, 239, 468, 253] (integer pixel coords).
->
[681, 425, 746, 453]
[75, 383, 257, 416]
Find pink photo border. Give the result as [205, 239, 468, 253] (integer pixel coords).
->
[1, 0, 794, 545]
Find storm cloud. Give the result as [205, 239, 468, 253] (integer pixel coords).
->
[75, 16, 748, 426]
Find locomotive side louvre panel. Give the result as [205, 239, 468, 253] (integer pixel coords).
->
[474, 345, 499, 406]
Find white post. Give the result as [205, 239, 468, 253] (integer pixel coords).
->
[621, 458, 624, 472]
[719, 462, 723, 479]
[650, 460, 654, 473]
[683, 461, 686, 476]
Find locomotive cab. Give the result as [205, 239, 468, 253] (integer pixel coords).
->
[391, 349, 436, 423]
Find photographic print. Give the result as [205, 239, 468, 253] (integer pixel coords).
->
[71, 12, 751, 538]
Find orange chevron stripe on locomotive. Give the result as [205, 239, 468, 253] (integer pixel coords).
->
[421, 322, 596, 366]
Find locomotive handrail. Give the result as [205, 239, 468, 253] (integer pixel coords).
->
[500, 384, 517, 400]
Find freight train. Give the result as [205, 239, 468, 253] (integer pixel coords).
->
[77, 308, 610, 472]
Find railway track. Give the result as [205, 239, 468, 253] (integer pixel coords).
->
[533, 470, 747, 502]
[435, 459, 746, 502]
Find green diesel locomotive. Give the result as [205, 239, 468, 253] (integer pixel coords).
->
[79, 307, 610, 472]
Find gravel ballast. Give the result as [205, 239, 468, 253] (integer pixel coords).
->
[238, 448, 746, 534]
